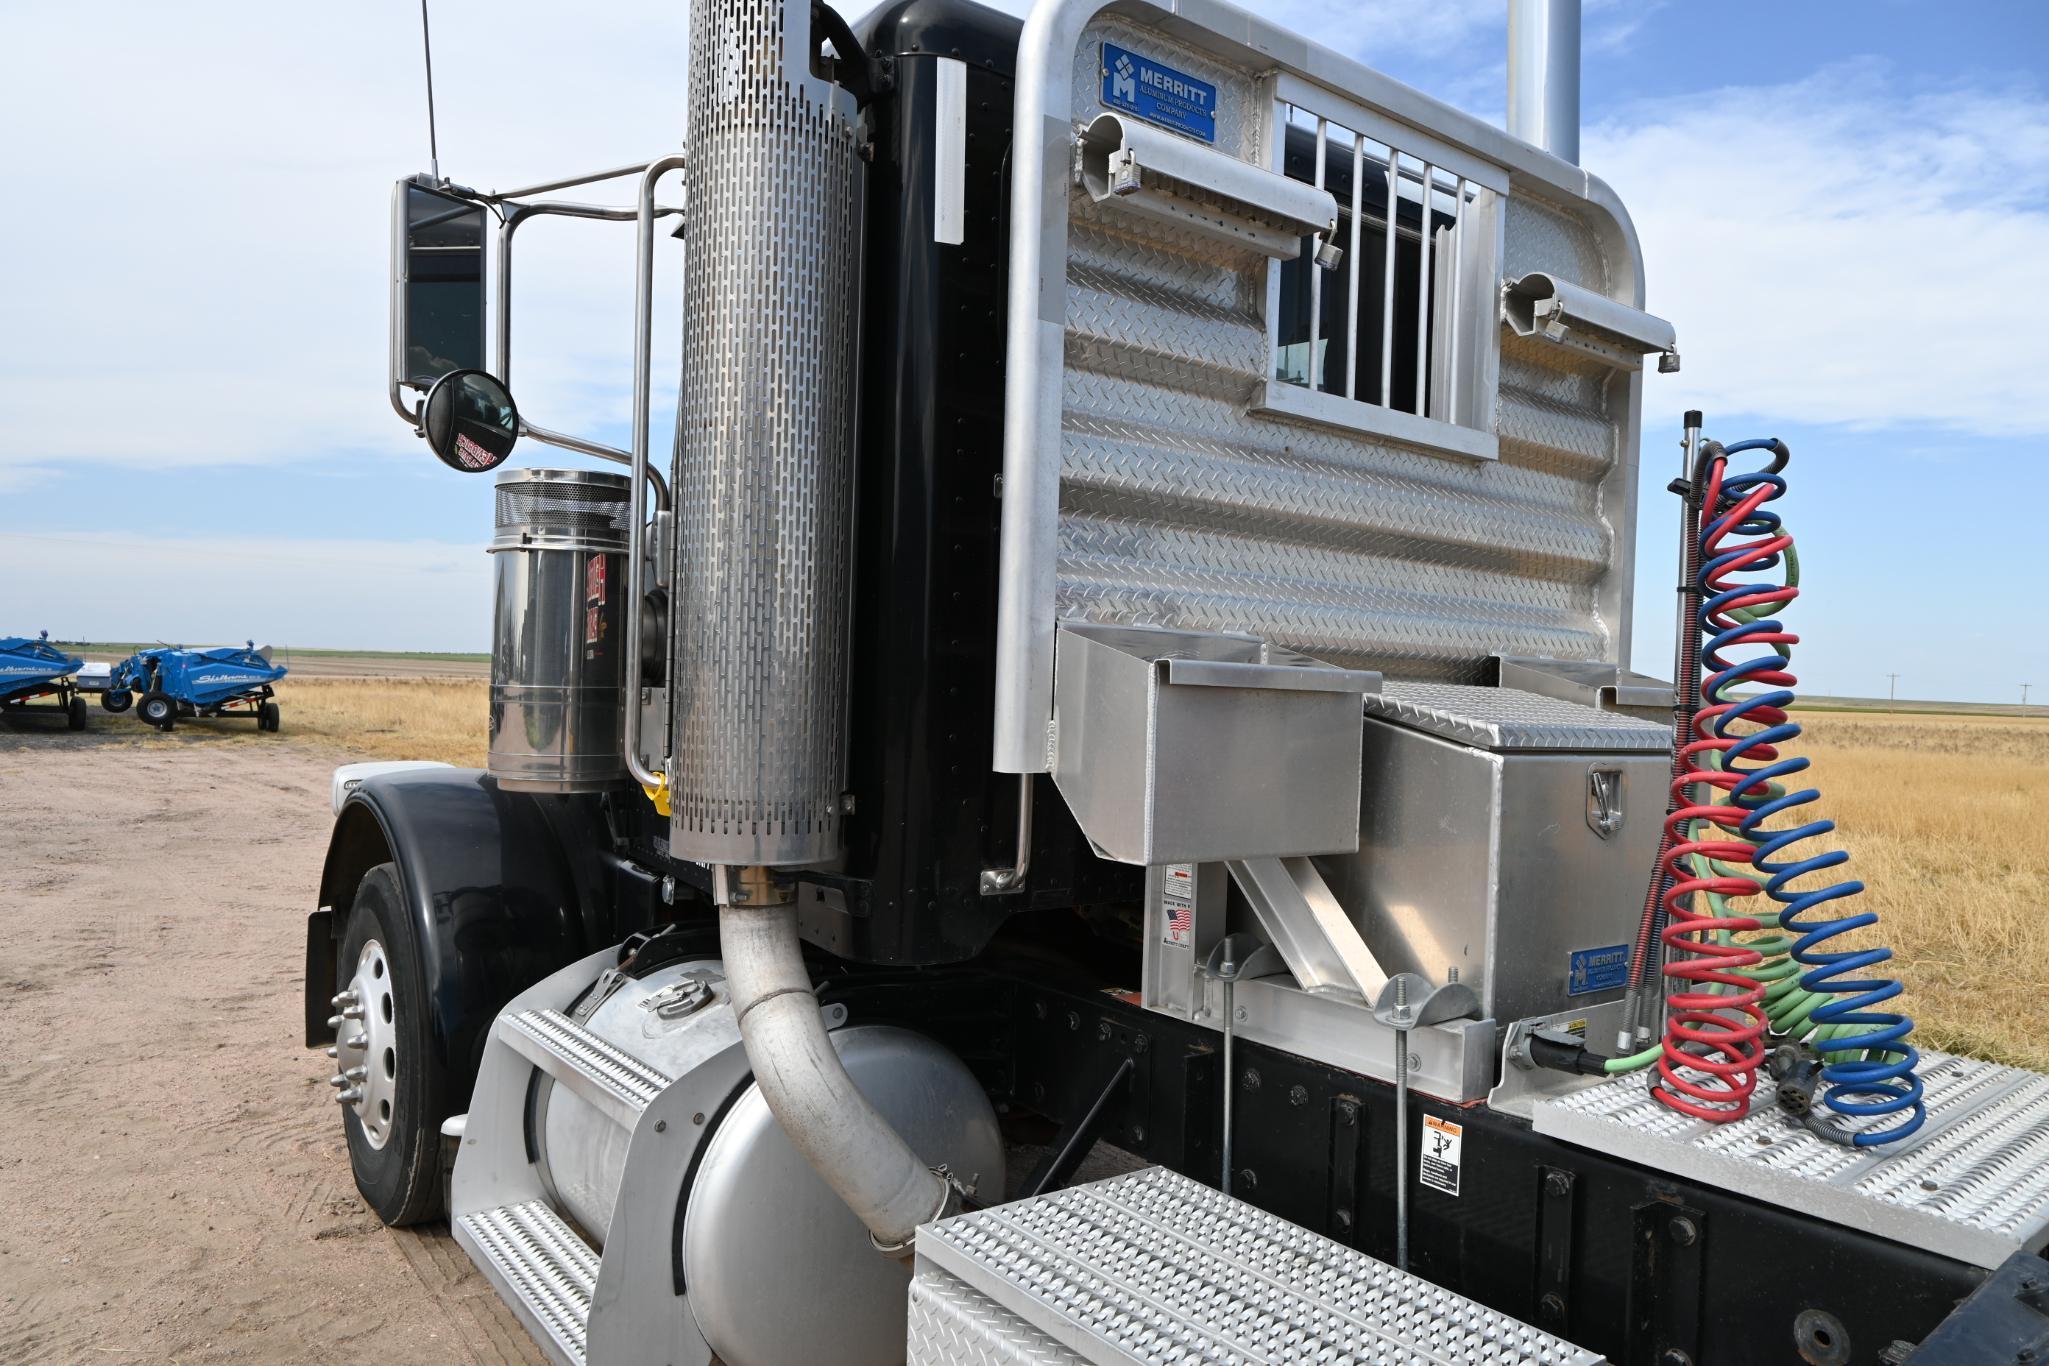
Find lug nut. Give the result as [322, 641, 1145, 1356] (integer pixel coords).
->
[337, 1087, 364, 1105]
[344, 1033, 368, 1051]
[325, 1014, 343, 1030]
[339, 1004, 365, 1021]
[328, 1073, 348, 1088]
[324, 1045, 339, 1059]
[343, 1066, 366, 1083]
[330, 991, 358, 1008]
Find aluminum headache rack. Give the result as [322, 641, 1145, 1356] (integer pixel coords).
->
[908, 1168, 1601, 1365]
[991, 0, 1675, 780]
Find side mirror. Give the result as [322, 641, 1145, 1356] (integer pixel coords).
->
[422, 369, 519, 472]
[392, 180, 486, 390]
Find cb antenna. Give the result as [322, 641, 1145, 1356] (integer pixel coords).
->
[419, 0, 441, 183]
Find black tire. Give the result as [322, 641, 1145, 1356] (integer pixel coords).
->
[337, 863, 445, 1226]
[67, 697, 87, 731]
[101, 689, 132, 714]
[259, 701, 280, 732]
[138, 692, 174, 730]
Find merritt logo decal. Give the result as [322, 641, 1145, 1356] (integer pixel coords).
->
[1101, 43, 1217, 144]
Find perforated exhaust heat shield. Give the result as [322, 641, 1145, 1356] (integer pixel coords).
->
[671, 0, 861, 866]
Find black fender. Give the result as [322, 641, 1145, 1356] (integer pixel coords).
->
[304, 767, 597, 1111]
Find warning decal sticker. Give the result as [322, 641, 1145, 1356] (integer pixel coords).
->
[1160, 863, 1195, 946]
[1420, 1114, 1463, 1197]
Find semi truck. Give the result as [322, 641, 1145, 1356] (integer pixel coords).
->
[306, 0, 2049, 1361]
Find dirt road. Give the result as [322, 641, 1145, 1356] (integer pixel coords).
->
[0, 723, 541, 1365]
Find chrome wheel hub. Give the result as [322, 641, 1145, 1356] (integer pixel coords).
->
[327, 938, 399, 1150]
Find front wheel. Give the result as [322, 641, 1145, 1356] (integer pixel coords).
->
[101, 689, 132, 714]
[333, 863, 444, 1226]
[258, 701, 280, 732]
[67, 697, 87, 731]
[138, 692, 174, 730]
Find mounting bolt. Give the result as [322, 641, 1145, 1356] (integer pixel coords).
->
[1540, 1292, 1566, 1320]
[1659, 1351, 1692, 1366]
[1336, 1099, 1359, 1126]
[1236, 1168, 1258, 1191]
[1133, 1034, 1149, 1055]
[1097, 1020, 1113, 1042]
[1667, 1215, 1698, 1246]
[1129, 1125, 1146, 1145]
[1334, 1209, 1352, 1231]
[1289, 1085, 1308, 1107]
[1065, 1010, 1080, 1032]
[653, 1119, 667, 1133]
[1241, 1067, 1261, 1092]
[1544, 1171, 1572, 1198]
[1032, 1000, 1047, 1020]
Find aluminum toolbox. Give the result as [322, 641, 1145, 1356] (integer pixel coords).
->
[1051, 622, 1378, 866]
[1316, 682, 1670, 1027]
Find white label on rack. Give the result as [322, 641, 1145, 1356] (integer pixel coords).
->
[1160, 863, 1195, 946]
[1421, 1114, 1463, 1197]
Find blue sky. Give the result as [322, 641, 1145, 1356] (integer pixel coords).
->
[2, 1, 2044, 703]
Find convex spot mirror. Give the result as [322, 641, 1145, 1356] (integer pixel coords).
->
[423, 369, 519, 473]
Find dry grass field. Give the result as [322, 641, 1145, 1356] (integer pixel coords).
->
[1787, 711, 2049, 1071]
[276, 677, 490, 764]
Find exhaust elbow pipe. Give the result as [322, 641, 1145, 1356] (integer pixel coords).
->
[719, 901, 958, 1257]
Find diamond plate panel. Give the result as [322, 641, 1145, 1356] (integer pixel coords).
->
[1365, 681, 1671, 752]
[914, 1167, 1599, 1365]
[1044, 17, 1638, 688]
[906, 1271, 1085, 1366]
[670, 0, 859, 865]
[1532, 1050, 2049, 1270]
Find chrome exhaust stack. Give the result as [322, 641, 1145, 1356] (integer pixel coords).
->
[672, 0, 953, 1259]
[670, 0, 862, 869]
[1508, 0, 1582, 164]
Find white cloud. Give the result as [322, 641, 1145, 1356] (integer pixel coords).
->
[0, 1, 688, 477]
[1594, 62, 2049, 437]
[0, 531, 490, 651]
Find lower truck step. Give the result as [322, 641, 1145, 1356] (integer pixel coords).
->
[457, 1199, 599, 1366]
[908, 1166, 1600, 1365]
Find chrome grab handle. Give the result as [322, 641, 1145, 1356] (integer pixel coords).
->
[623, 154, 689, 794]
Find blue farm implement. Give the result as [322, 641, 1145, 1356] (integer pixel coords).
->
[0, 632, 89, 731]
[108, 642, 286, 732]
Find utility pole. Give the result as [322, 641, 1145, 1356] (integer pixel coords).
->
[2024, 682, 2033, 717]
[1886, 673, 1900, 712]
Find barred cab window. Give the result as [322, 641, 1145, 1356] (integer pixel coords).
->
[1259, 88, 1506, 462]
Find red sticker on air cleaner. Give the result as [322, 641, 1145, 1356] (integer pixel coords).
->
[585, 554, 606, 605]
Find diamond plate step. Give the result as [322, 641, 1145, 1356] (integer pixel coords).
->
[910, 1166, 1599, 1366]
[1530, 1049, 2049, 1270]
[499, 1007, 673, 1130]
[457, 1199, 598, 1366]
